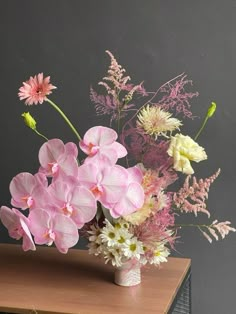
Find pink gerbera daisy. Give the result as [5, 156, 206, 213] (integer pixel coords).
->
[18, 73, 56, 105]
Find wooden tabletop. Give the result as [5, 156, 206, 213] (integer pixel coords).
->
[0, 243, 191, 314]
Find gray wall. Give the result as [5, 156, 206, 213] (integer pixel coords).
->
[0, 1, 235, 313]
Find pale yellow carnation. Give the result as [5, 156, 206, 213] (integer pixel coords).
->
[167, 133, 207, 175]
[137, 105, 182, 139]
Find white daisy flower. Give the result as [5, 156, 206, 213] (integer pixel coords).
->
[116, 228, 133, 246]
[114, 219, 130, 230]
[100, 220, 120, 247]
[88, 241, 103, 256]
[103, 247, 123, 267]
[149, 244, 170, 266]
[87, 224, 101, 243]
[123, 237, 144, 259]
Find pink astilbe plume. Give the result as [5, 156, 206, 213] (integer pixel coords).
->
[91, 51, 147, 124]
[157, 73, 199, 118]
[200, 220, 236, 243]
[173, 169, 221, 217]
[18, 73, 56, 105]
[99, 50, 131, 94]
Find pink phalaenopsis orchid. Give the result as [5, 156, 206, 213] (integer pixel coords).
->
[18, 73, 56, 105]
[108, 166, 145, 218]
[39, 139, 79, 179]
[10, 172, 49, 210]
[29, 208, 79, 254]
[77, 162, 128, 214]
[48, 179, 97, 228]
[79, 126, 127, 165]
[0, 206, 35, 251]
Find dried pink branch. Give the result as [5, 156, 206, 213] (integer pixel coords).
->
[157, 74, 199, 118]
[173, 169, 221, 217]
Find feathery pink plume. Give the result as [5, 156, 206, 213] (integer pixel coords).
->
[173, 169, 221, 217]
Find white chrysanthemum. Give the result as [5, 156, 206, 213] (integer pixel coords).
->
[167, 133, 207, 175]
[100, 220, 120, 247]
[103, 247, 123, 267]
[116, 228, 133, 245]
[137, 105, 182, 139]
[87, 224, 102, 243]
[123, 237, 144, 259]
[87, 241, 103, 256]
[149, 244, 170, 266]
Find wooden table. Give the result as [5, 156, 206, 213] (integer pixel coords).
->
[0, 244, 191, 314]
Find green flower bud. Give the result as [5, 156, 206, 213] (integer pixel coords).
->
[21, 112, 37, 130]
[207, 102, 217, 118]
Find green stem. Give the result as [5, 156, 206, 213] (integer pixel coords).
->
[46, 98, 82, 141]
[194, 102, 216, 141]
[33, 129, 48, 141]
[194, 116, 208, 141]
[174, 223, 210, 228]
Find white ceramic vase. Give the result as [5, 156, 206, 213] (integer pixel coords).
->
[114, 260, 141, 287]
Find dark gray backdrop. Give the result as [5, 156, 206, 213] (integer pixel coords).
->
[0, 1, 235, 313]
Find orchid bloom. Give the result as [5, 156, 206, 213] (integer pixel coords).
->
[29, 208, 79, 254]
[0, 206, 35, 251]
[79, 126, 127, 165]
[38, 139, 79, 179]
[108, 166, 145, 218]
[77, 162, 128, 212]
[48, 179, 97, 228]
[10, 172, 49, 210]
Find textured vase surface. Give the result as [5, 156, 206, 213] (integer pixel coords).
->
[114, 260, 141, 286]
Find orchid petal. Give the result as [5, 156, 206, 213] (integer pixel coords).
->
[83, 126, 117, 147]
[65, 142, 78, 158]
[110, 142, 127, 158]
[111, 182, 145, 217]
[29, 209, 51, 245]
[39, 139, 65, 169]
[70, 186, 97, 227]
[52, 214, 79, 253]
[10, 173, 36, 209]
[100, 166, 128, 204]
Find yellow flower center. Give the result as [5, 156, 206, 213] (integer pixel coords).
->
[129, 243, 137, 252]
[108, 232, 116, 239]
[118, 236, 125, 244]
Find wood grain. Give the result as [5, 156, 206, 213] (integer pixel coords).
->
[0, 244, 191, 314]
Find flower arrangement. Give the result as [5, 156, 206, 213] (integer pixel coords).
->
[0, 51, 235, 282]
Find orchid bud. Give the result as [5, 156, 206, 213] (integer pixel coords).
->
[21, 112, 37, 130]
[207, 102, 216, 118]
